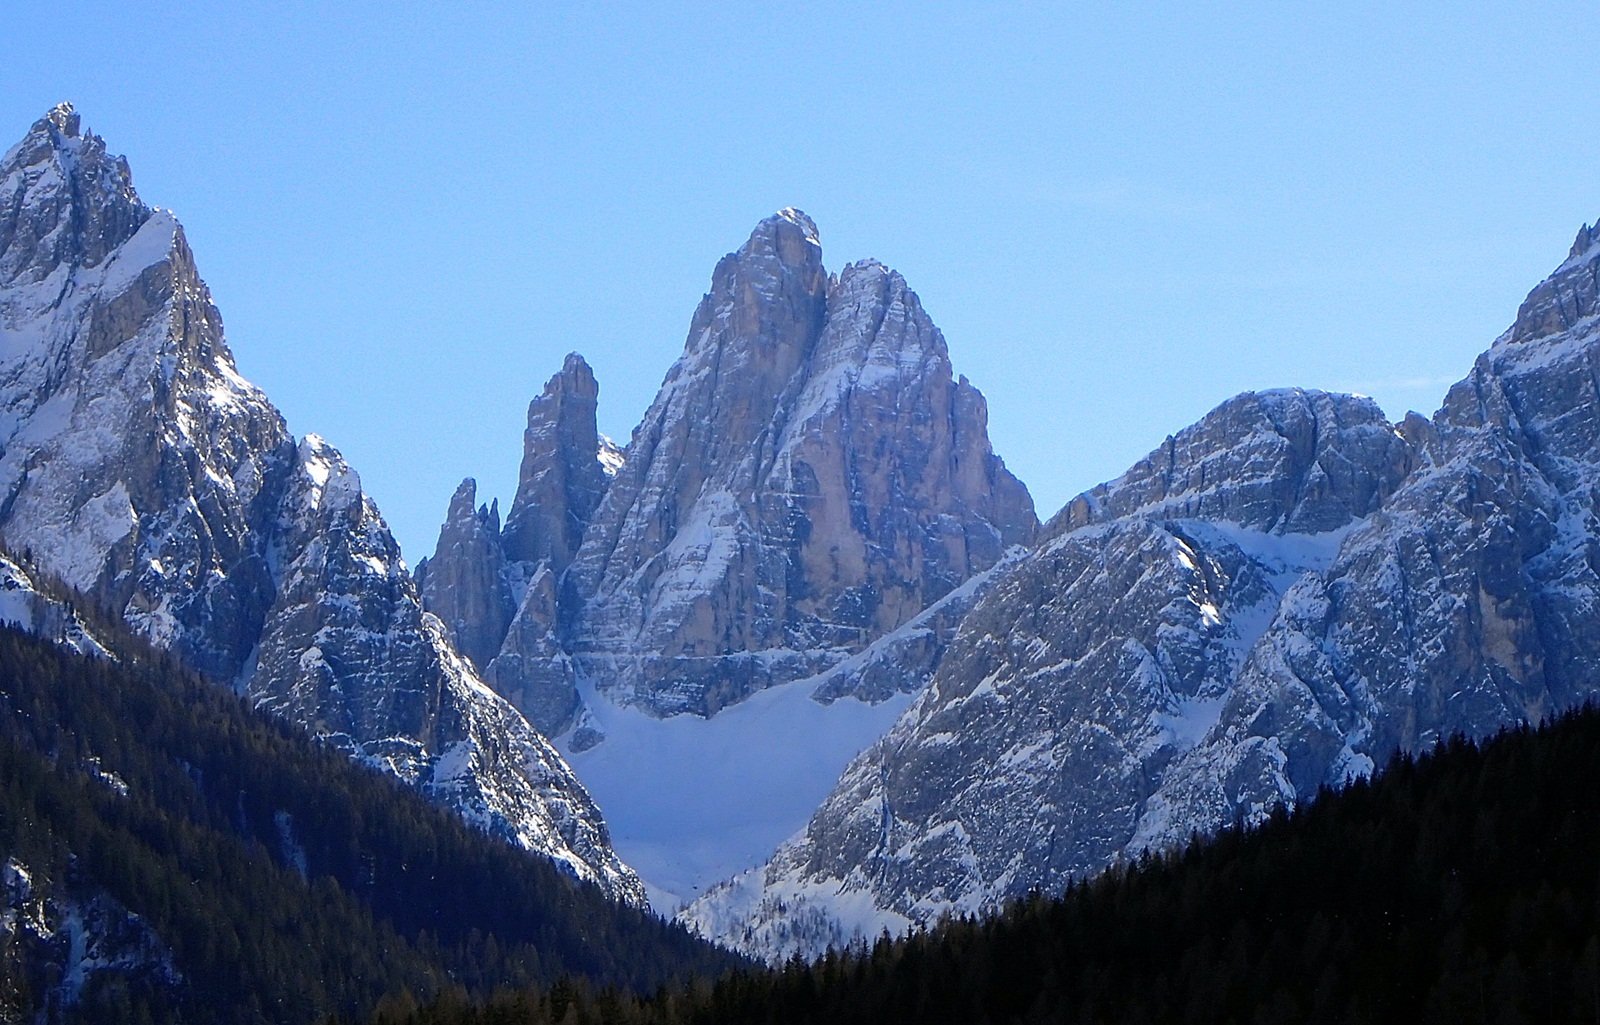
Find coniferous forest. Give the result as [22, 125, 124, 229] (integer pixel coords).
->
[0, 626, 742, 1025]
[363, 706, 1600, 1025]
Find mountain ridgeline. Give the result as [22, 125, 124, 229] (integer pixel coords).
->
[0, 104, 641, 902]
[8, 97, 1600, 1022]
[404, 171, 1600, 961]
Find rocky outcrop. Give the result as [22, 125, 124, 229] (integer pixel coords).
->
[1140, 222, 1600, 854]
[560, 210, 1036, 720]
[502, 352, 611, 573]
[0, 104, 295, 681]
[415, 479, 513, 671]
[417, 354, 619, 737]
[1049, 388, 1418, 538]
[0, 105, 641, 903]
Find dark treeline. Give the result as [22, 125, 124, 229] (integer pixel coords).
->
[376, 706, 1600, 1025]
[0, 626, 741, 1025]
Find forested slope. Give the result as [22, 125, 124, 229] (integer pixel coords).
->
[377, 704, 1600, 1024]
[0, 628, 740, 1025]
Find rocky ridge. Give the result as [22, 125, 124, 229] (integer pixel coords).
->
[0, 105, 641, 903]
[686, 221, 1600, 959]
[415, 353, 622, 739]
[423, 210, 1036, 743]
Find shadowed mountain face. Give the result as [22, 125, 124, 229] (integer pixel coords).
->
[0, 104, 641, 904]
[422, 210, 1036, 740]
[686, 221, 1600, 961]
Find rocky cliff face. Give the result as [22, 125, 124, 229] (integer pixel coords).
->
[416, 353, 620, 737]
[688, 222, 1600, 959]
[502, 352, 611, 572]
[416, 479, 513, 672]
[0, 105, 641, 904]
[421, 211, 1036, 738]
[1140, 222, 1600, 854]
[563, 210, 1035, 720]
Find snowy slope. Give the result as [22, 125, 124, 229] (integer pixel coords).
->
[559, 678, 912, 911]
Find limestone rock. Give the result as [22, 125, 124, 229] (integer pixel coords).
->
[502, 352, 611, 573]
[415, 479, 513, 671]
[562, 211, 1037, 719]
[418, 353, 618, 736]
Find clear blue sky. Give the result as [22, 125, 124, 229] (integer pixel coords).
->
[5, 3, 1597, 561]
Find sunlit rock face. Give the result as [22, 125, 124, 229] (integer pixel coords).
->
[422, 210, 1035, 740]
[563, 209, 1036, 721]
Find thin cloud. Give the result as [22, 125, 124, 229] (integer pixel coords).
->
[1339, 373, 1462, 393]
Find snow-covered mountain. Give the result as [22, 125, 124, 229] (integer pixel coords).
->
[417, 210, 1035, 905]
[686, 221, 1600, 959]
[0, 104, 641, 904]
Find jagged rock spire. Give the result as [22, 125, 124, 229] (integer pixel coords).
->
[416, 478, 513, 671]
[502, 352, 611, 572]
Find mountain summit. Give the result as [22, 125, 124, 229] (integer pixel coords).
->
[0, 106, 641, 903]
[421, 210, 1036, 744]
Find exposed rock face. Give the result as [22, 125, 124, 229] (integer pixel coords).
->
[421, 212, 1035, 738]
[0, 105, 641, 904]
[488, 354, 619, 737]
[688, 223, 1600, 960]
[561, 210, 1036, 719]
[1049, 388, 1419, 538]
[415, 479, 512, 671]
[686, 388, 1411, 956]
[503, 352, 611, 572]
[0, 104, 293, 681]
[1141, 223, 1600, 854]
[417, 354, 619, 737]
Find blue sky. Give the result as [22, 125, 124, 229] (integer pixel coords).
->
[5, 3, 1597, 559]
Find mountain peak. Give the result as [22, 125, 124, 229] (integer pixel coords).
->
[561, 350, 594, 377]
[773, 207, 820, 245]
[552, 351, 599, 398]
[38, 102, 79, 138]
[1508, 218, 1600, 344]
[498, 351, 609, 573]
[730, 208, 824, 277]
[1569, 221, 1600, 261]
[447, 477, 480, 520]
